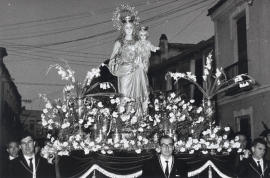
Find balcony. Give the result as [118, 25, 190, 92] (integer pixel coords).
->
[224, 60, 252, 96]
[224, 60, 248, 80]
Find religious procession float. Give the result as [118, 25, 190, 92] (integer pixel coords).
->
[39, 5, 256, 178]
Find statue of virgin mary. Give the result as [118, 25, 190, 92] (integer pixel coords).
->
[108, 5, 149, 116]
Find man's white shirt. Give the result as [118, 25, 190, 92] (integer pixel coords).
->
[160, 155, 173, 174]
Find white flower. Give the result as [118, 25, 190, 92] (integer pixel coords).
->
[112, 112, 118, 118]
[121, 114, 130, 122]
[137, 135, 143, 141]
[179, 115, 186, 121]
[42, 119, 48, 127]
[224, 127, 230, 131]
[197, 107, 203, 113]
[135, 149, 141, 154]
[170, 93, 176, 98]
[131, 116, 138, 124]
[62, 105, 67, 112]
[84, 148, 90, 154]
[97, 102, 103, 107]
[130, 140, 135, 145]
[223, 135, 227, 139]
[166, 105, 172, 110]
[114, 143, 120, 148]
[43, 109, 48, 114]
[215, 68, 222, 78]
[79, 119, 84, 124]
[198, 116, 204, 122]
[169, 112, 175, 118]
[115, 98, 120, 104]
[130, 109, 135, 113]
[202, 75, 207, 81]
[237, 148, 243, 153]
[107, 150, 113, 154]
[119, 106, 125, 113]
[48, 119, 53, 124]
[110, 99, 115, 104]
[143, 138, 149, 145]
[45, 102, 52, 109]
[189, 150, 194, 154]
[101, 150, 106, 154]
[204, 69, 209, 75]
[107, 139, 113, 144]
[235, 136, 239, 141]
[61, 120, 70, 129]
[202, 150, 208, 154]
[180, 147, 186, 152]
[234, 75, 243, 83]
[224, 141, 230, 148]
[233, 142, 241, 148]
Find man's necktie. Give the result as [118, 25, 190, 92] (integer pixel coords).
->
[29, 158, 33, 171]
[165, 161, 169, 178]
[257, 161, 262, 174]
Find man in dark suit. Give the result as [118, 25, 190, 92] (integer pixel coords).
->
[141, 135, 188, 178]
[236, 138, 270, 178]
[9, 133, 56, 178]
[260, 129, 270, 160]
[231, 132, 251, 173]
[1, 140, 20, 177]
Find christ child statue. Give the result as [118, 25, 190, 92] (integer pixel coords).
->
[134, 26, 160, 72]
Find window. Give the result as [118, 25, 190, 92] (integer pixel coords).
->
[234, 107, 254, 141]
[29, 120, 35, 131]
[236, 15, 248, 74]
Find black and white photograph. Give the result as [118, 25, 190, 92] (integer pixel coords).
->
[1, 0, 270, 177]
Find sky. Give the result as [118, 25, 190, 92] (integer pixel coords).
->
[0, 0, 216, 110]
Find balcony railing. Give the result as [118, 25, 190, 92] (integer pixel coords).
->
[224, 60, 248, 80]
[224, 60, 252, 96]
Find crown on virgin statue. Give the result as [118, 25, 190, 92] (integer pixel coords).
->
[112, 5, 140, 31]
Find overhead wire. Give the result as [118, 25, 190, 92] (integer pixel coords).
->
[0, 0, 162, 30]
[1, 0, 211, 65]
[169, 0, 217, 42]
[1, 0, 207, 50]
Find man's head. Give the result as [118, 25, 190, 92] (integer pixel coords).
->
[251, 138, 266, 160]
[6, 141, 20, 158]
[259, 129, 270, 144]
[20, 134, 35, 157]
[265, 133, 270, 144]
[159, 135, 174, 159]
[235, 132, 248, 149]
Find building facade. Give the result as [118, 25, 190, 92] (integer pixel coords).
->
[208, 0, 270, 140]
[20, 109, 47, 139]
[0, 47, 23, 147]
[148, 35, 214, 105]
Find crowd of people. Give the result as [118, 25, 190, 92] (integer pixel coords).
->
[1, 130, 270, 178]
[0, 133, 55, 178]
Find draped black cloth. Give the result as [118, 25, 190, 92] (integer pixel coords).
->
[58, 150, 237, 178]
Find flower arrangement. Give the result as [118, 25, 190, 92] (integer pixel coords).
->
[168, 52, 255, 100]
[146, 92, 212, 140]
[39, 58, 243, 158]
[174, 126, 241, 155]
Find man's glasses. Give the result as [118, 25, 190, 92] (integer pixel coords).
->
[160, 143, 173, 148]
